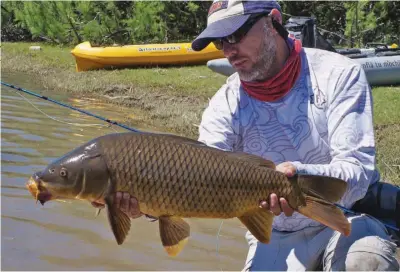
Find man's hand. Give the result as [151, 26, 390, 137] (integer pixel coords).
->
[259, 162, 296, 217]
[91, 192, 142, 219]
[113, 192, 143, 219]
[276, 162, 296, 177]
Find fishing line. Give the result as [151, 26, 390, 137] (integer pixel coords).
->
[1, 81, 141, 133]
[216, 220, 224, 272]
[14, 90, 113, 129]
[4, 82, 398, 252]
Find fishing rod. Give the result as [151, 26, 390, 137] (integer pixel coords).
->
[2, 81, 399, 233]
[1, 81, 141, 133]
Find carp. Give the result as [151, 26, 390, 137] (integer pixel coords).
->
[27, 132, 351, 256]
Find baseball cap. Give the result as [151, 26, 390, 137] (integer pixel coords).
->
[191, 0, 282, 51]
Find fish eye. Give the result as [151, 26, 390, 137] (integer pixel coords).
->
[49, 169, 55, 174]
[60, 169, 68, 177]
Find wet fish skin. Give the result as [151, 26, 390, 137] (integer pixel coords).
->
[27, 138, 110, 203]
[98, 133, 297, 218]
[27, 132, 351, 256]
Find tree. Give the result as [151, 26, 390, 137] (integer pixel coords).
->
[124, 2, 166, 44]
[10, 1, 81, 44]
[344, 1, 377, 47]
[1, 1, 32, 41]
[75, 1, 131, 45]
[2, 1, 398, 47]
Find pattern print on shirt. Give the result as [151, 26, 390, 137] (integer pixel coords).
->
[198, 48, 380, 232]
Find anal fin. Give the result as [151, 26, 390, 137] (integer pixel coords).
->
[159, 216, 190, 257]
[298, 196, 351, 236]
[238, 208, 274, 244]
[105, 197, 131, 245]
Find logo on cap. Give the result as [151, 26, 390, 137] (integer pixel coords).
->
[208, 0, 228, 17]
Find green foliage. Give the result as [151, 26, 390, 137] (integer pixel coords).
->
[370, 1, 400, 45]
[74, 1, 131, 45]
[1, 1, 32, 41]
[125, 1, 167, 44]
[344, 1, 376, 47]
[280, 1, 398, 47]
[2, 1, 209, 45]
[343, 1, 400, 47]
[2, 1, 399, 47]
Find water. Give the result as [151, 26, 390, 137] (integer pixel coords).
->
[1, 72, 248, 270]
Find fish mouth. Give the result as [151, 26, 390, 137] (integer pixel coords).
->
[26, 175, 53, 205]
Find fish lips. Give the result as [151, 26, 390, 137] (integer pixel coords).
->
[26, 173, 53, 205]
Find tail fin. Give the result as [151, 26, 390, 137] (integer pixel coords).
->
[295, 175, 351, 236]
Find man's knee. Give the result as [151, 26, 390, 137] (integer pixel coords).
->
[324, 215, 399, 271]
[329, 250, 399, 271]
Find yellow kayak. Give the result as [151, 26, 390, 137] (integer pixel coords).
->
[71, 41, 224, 72]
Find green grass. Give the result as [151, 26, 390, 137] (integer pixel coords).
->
[373, 86, 400, 124]
[1, 42, 227, 98]
[371, 87, 400, 185]
[2, 42, 399, 185]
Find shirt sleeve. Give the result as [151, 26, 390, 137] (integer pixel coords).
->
[197, 83, 240, 152]
[291, 64, 379, 207]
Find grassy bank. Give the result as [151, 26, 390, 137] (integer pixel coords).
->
[372, 86, 400, 185]
[2, 42, 227, 137]
[2, 42, 399, 185]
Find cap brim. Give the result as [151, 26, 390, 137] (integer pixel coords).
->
[191, 14, 251, 51]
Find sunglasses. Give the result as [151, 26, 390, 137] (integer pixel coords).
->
[212, 13, 267, 50]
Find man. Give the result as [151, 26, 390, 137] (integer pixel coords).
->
[188, 0, 399, 270]
[100, 0, 399, 270]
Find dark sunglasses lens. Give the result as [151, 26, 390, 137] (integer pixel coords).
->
[213, 40, 223, 50]
[212, 14, 265, 50]
[227, 15, 263, 44]
[228, 31, 244, 44]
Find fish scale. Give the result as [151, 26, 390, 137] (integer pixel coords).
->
[97, 133, 294, 218]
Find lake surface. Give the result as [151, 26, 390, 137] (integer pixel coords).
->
[1, 72, 248, 270]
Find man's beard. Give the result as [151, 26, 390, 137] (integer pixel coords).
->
[238, 26, 278, 82]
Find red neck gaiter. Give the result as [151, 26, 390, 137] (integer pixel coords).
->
[241, 39, 302, 102]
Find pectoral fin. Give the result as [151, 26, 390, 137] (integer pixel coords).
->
[105, 197, 131, 245]
[91, 201, 105, 218]
[238, 208, 274, 244]
[159, 216, 190, 257]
